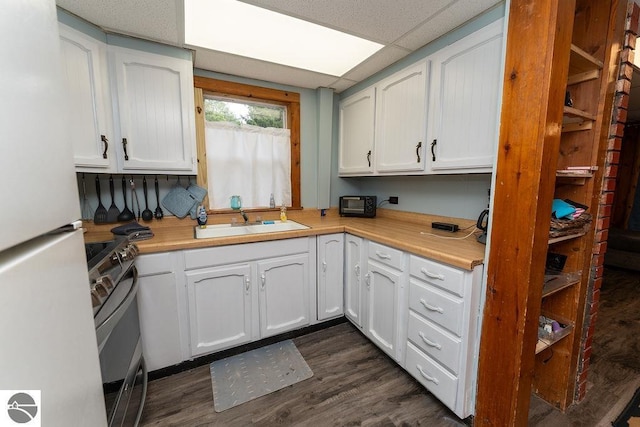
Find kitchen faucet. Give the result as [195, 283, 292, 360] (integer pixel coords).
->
[240, 209, 249, 224]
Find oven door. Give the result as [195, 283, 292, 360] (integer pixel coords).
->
[96, 266, 147, 426]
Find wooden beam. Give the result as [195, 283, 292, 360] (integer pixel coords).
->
[474, 1, 575, 425]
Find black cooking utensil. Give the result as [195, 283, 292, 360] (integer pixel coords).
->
[93, 176, 108, 224]
[154, 175, 163, 220]
[142, 176, 153, 222]
[117, 176, 135, 222]
[106, 175, 120, 223]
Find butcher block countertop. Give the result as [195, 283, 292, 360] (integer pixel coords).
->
[83, 208, 486, 270]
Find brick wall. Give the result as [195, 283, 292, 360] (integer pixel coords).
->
[574, 0, 640, 402]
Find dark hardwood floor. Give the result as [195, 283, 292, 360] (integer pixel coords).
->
[140, 323, 466, 426]
[139, 267, 640, 426]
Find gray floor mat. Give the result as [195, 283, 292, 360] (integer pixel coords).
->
[209, 339, 313, 412]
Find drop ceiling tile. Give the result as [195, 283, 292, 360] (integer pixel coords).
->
[56, 0, 181, 45]
[240, 0, 454, 44]
[395, 0, 502, 50]
[341, 45, 412, 82]
[194, 49, 338, 89]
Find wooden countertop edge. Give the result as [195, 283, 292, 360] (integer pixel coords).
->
[83, 209, 485, 270]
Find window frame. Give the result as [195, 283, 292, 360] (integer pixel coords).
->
[193, 76, 301, 211]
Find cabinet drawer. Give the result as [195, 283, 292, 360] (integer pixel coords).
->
[406, 342, 458, 410]
[410, 255, 465, 297]
[184, 238, 311, 270]
[409, 280, 463, 336]
[408, 311, 461, 374]
[368, 241, 403, 270]
[136, 252, 174, 276]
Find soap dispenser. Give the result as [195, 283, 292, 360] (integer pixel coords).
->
[269, 193, 276, 208]
[280, 205, 287, 222]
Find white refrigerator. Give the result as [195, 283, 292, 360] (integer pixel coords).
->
[0, 1, 107, 426]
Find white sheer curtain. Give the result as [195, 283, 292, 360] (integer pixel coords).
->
[205, 121, 291, 210]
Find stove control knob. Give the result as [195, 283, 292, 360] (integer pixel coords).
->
[96, 275, 114, 290]
[119, 243, 139, 261]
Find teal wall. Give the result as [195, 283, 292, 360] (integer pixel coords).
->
[330, 3, 506, 220]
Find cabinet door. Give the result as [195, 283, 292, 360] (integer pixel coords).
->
[58, 24, 114, 172]
[365, 260, 401, 360]
[338, 87, 375, 175]
[110, 46, 196, 173]
[344, 234, 364, 327]
[375, 61, 428, 173]
[317, 234, 344, 320]
[258, 254, 310, 338]
[185, 264, 253, 357]
[137, 271, 183, 371]
[428, 19, 503, 172]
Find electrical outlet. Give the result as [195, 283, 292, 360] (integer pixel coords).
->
[389, 196, 398, 204]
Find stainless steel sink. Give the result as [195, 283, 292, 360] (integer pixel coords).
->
[194, 220, 309, 239]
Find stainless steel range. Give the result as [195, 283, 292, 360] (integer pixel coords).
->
[85, 237, 147, 426]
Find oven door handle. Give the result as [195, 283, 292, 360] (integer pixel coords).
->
[95, 266, 139, 350]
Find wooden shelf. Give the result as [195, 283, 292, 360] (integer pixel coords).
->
[562, 106, 595, 133]
[542, 273, 581, 298]
[563, 106, 596, 121]
[568, 44, 604, 86]
[536, 324, 573, 354]
[548, 231, 586, 245]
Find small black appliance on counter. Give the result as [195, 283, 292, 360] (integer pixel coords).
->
[339, 196, 376, 217]
[477, 209, 489, 244]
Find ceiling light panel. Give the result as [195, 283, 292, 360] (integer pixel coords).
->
[184, 0, 384, 76]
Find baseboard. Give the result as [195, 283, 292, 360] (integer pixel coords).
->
[148, 316, 347, 382]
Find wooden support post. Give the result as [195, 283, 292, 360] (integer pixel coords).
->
[474, 1, 575, 425]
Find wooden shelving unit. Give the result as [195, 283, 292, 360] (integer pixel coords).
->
[542, 273, 581, 298]
[532, 0, 617, 411]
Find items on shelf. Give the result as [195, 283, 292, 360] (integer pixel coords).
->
[549, 198, 592, 238]
[536, 314, 572, 354]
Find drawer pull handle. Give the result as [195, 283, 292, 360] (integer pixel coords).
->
[420, 299, 444, 314]
[245, 276, 250, 292]
[419, 332, 442, 350]
[322, 260, 327, 272]
[375, 251, 391, 260]
[421, 268, 444, 280]
[261, 273, 266, 289]
[417, 364, 439, 384]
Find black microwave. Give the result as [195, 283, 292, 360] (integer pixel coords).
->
[339, 196, 377, 217]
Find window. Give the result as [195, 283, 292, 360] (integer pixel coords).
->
[193, 77, 301, 211]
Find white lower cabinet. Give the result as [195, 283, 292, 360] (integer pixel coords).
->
[405, 254, 483, 418]
[183, 238, 315, 358]
[344, 234, 365, 327]
[365, 260, 402, 361]
[317, 234, 344, 321]
[185, 264, 254, 357]
[136, 252, 184, 371]
[258, 254, 310, 338]
[360, 240, 407, 363]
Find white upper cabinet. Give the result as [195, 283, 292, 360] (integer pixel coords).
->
[338, 87, 375, 175]
[427, 19, 504, 173]
[109, 46, 197, 174]
[337, 19, 504, 177]
[375, 61, 428, 173]
[58, 24, 114, 172]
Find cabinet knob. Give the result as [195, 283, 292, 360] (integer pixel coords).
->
[100, 135, 109, 159]
[430, 139, 437, 162]
[122, 138, 129, 161]
[245, 276, 250, 292]
[418, 332, 442, 350]
[419, 298, 443, 314]
[420, 268, 444, 281]
[416, 364, 439, 384]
